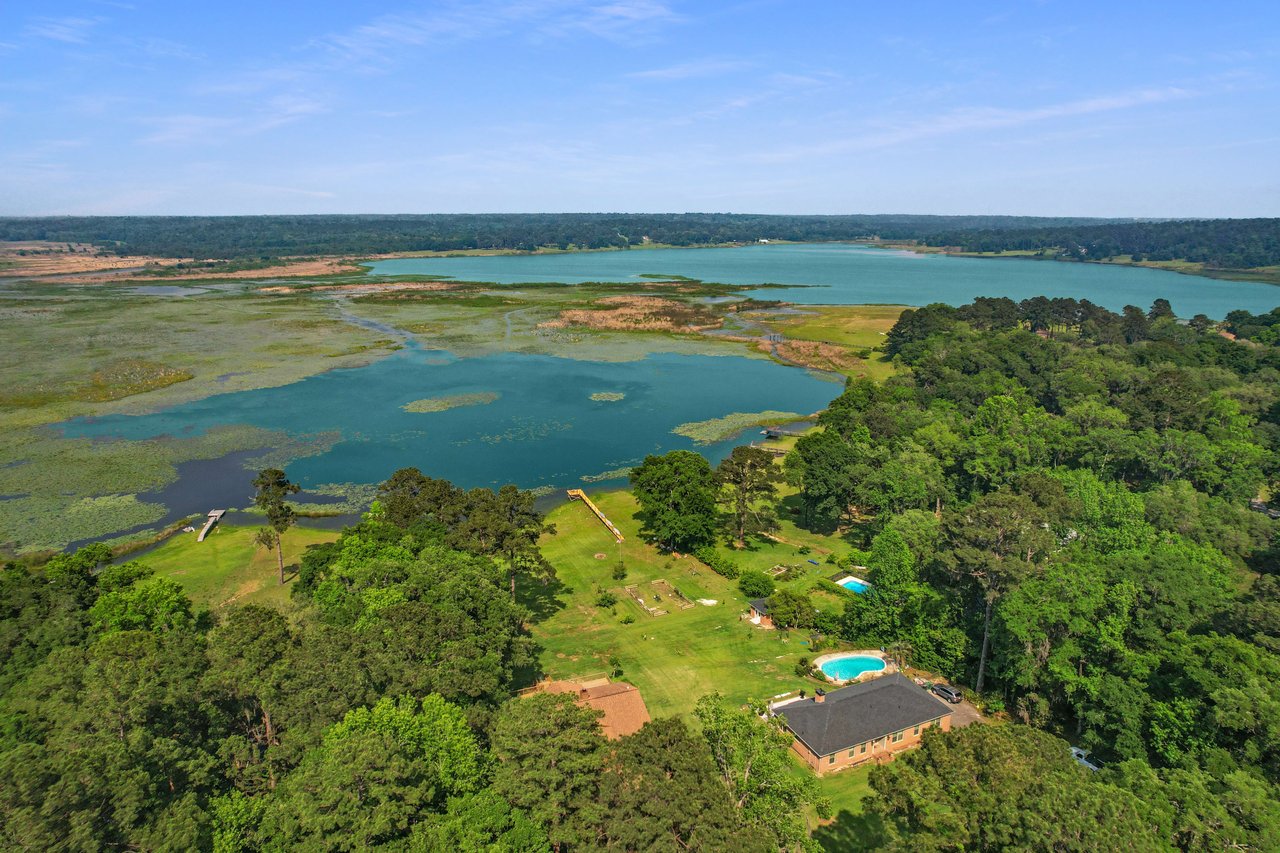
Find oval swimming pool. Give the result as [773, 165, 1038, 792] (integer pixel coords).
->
[819, 654, 887, 681]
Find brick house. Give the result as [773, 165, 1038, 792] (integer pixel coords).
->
[777, 673, 953, 775]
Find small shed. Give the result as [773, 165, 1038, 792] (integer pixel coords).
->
[748, 597, 774, 629]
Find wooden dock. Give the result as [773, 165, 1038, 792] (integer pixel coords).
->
[566, 489, 624, 542]
[197, 509, 226, 542]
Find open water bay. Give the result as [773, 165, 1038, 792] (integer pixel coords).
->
[368, 243, 1280, 317]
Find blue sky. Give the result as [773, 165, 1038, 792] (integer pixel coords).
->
[2, 1, 1277, 216]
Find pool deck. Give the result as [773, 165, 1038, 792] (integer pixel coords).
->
[813, 650, 896, 685]
[832, 571, 871, 592]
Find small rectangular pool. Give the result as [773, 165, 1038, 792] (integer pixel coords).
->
[836, 574, 871, 594]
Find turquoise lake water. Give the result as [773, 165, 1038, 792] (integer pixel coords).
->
[368, 243, 1280, 318]
[63, 345, 839, 495]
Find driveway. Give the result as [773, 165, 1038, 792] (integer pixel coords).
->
[949, 698, 982, 728]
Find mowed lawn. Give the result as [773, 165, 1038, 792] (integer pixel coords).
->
[530, 490, 852, 719]
[138, 523, 339, 611]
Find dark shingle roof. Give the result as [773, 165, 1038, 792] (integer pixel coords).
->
[779, 673, 953, 756]
[749, 597, 771, 615]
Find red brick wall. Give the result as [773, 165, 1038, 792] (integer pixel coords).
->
[792, 715, 951, 775]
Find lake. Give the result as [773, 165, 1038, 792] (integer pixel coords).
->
[62, 343, 839, 499]
[367, 243, 1280, 318]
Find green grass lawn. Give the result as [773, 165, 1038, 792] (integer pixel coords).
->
[530, 489, 845, 718]
[760, 305, 904, 381]
[771, 305, 907, 350]
[139, 523, 339, 611]
[529, 476, 889, 847]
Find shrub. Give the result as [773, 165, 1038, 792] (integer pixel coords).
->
[794, 656, 811, 677]
[595, 590, 618, 608]
[694, 545, 739, 579]
[612, 562, 627, 581]
[738, 569, 776, 598]
[620, 614, 636, 625]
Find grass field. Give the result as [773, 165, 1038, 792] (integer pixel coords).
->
[137, 523, 339, 611]
[532, 490, 827, 717]
[761, 305, 905, 381]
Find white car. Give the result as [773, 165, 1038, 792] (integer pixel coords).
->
[1070, 746, 1100, 772]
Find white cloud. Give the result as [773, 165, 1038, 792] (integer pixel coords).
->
[749, 86, 1198, 163]
[314, 0, 679, 68]
[24, 16, 103, 44]
[630, 58, 750, 80]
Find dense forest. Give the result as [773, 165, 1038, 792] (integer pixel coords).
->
[621, 295, 1280, 849]
[923, 218, 1280, 269]
[780, 297, 1280, 848]
[0, 477, 820, 851]
[0, 213, 1117, 258]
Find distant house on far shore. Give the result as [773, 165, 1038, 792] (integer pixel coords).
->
[776, 673, 953, 775]
[537, 679, 652, 739]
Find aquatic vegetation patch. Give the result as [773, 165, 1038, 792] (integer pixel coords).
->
[0, 358, 193, 408]
[473, 417, 574, 445]
[589, 391, 626, 402]
[242, 431, 343, 471]
[672, 410, 803, 445]
[581, 467, 634, 483]
[0, 493, 166, 554]
[0, 423, 329, 553]
[402, 392, 500, 413]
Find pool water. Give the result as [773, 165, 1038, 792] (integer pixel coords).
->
[837, 575, 871, 594]
[819, 655, 887, 681]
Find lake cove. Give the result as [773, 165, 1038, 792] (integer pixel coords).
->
[367, 242, 1280, 317]
[61, 342, 838, 498]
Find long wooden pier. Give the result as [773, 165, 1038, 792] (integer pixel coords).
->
[566, 489, 624, 542]
[197, 509, 226, 542]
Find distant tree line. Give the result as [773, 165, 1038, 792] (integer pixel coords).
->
[923, 218, 1280, 269]
[0, 213, 1117, 259]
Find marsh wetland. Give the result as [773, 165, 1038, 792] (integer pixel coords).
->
[2, 241, 1275, 554]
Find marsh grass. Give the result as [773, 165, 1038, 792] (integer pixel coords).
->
[672, 410, 804, 445]
[402, 392, 500, 413]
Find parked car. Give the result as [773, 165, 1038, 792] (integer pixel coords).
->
[931, 684, 963, 703]
[1069, 746, 1101, 771]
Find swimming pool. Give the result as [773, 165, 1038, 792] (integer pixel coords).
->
[836, 574, 871, 594]
[819, 654, 887, 682]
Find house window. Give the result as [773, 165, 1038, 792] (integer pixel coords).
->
[913, 725, 921, 735]
[891, 730, 904, 744]
[859, 743, 867, 754]
[828, 755, 836, 765]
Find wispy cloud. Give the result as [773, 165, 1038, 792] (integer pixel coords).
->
[630, 58, 750, 80]
[24, 16, 103, 44]
[314, 0, 679, 68]
[750, 86, 1198, 163]
[140, 95, 328, 144]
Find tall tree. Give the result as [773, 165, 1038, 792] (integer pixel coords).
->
[866, 725, 1158, 852]
[629, 450, 719, 552]
[601, 719, 768, 852]
[694, 694, 815, 851]
[253, 468, 299, 585]
[257, 695, 483, 849]
[717, 445, 784, 545]
[449, 484, 554, 598]
[491, 693, 606, 850]
[942, 490, 1052, 692]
